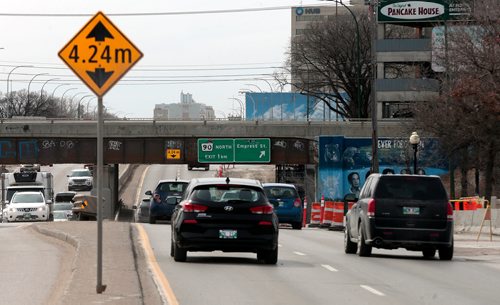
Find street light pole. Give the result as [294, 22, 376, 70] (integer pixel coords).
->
[239, 90, 257, 120]
[6, 65, 33, 96]
[409, 132, 420, 174]
[228, 97, 244, 119]
[77, 95, 94, 119]
[51, 84, 69, 99]
[39, 78, 59, 102]
[27, 73, 48, 105]
[60, 88, 77, 113]
[245, 83, 263, 93]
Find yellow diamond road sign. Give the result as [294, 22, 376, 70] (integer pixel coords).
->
[59, 12, 143, 97]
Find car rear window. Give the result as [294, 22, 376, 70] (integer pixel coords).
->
[191, 185, 267, 203]
[264, 186, 298, 199]
[53, 203, 73, 211]
[55, 194, 75, 203]
[375, 176, 447, 200]
[156, 182, 188, 194]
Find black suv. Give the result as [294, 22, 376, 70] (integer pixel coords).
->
[344, 174, 454, 260]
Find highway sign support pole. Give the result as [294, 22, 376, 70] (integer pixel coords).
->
[96, 96, 106, 294]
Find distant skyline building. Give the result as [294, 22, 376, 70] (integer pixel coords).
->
[153, 91, 215, 120]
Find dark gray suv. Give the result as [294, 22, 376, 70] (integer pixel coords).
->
[344, 174, 454, 260]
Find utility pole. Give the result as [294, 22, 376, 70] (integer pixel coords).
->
[370, 0, 379, 174]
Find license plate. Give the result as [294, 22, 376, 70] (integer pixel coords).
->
[23, 213, 32, 219]
[403, 207, 420, 215]
[219, 229, 237, 239]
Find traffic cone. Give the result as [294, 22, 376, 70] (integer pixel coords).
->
[302, 196, 308, 227]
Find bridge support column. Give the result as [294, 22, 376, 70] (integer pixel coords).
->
[91, 164, 117, 219]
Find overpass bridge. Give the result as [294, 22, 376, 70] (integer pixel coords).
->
[0, 118, 410, 165]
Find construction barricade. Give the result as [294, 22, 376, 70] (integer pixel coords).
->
[309, 202, 322, 227]
[320, 201, 334, 227]
[451, 197, 480, 211]
[329, 201, 356, 231]
[329, 202, 344, 230]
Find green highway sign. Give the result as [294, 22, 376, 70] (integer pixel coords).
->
[198, 139, 234, 163]
[234, 138, 270, 162]
[198, 138, 271, 163]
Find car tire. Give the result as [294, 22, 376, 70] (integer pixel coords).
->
[439, 240, 453, 261]
[422, 248, 436, 259]
[149, 215, 156, 224]
[357, 224, 372, 257]
[344, 226, 357, 254]
[188, 166, 193, 170]
[170, 239, 174, 257]
[258, 247, 278, 265]
[291, 222, 302, 230]
[173, 242, 187, 262]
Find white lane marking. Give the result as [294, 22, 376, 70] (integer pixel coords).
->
[135, 165, 151, 204]
[360, 285, 385, 296]
[293, 251, 306, 256]
[321, 264, 338, 272]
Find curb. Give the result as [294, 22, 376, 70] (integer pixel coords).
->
[29, 224, 80, 305]
[30, 223, 80, 250]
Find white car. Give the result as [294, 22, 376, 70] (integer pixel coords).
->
[3, 191, 49, 222]
[67, 169, 93, 191]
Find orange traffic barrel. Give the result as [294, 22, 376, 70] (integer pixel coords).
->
[330, 202, 345, 230]
[309, 202, 321, 227]
[321, 201, 334, 227]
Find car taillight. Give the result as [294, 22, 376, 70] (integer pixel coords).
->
[182, 202, 208, 213]
[367, 199, 376, 217]
[250, 205, 274, 214]
[258, 221, 273, 226]
[447, 202, 453, 220]
[293, 198, 302, 208]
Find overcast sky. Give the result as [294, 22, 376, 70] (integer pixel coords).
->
[0, 0, 337, 118]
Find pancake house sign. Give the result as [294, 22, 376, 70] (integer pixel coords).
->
[379, 1, 467, 22]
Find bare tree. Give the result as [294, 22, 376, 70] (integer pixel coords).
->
[412, 0, 500, 200]
[0, 90, 58, 117]
[276, 10, 372, 119]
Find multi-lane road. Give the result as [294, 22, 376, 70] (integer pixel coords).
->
[1, 164, 500, 305]
[140, 165, 500, 305]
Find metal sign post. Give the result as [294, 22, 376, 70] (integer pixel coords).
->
[96, 96, 105, 293]
[59, 11, 142, 294]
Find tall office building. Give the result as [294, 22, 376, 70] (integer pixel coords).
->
[153, 91, 215, 120]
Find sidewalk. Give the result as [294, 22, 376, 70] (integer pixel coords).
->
[31, 221, 163, 305]
[454, 231, 500, 258]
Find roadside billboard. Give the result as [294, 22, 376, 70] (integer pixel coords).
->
[378, 0, 473, 23]
[244, 92, 347, 121]
[318, 136, 448, 201]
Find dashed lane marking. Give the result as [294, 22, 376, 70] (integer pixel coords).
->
[293, 251, 306, 256]
[321, 264, 338, 272]
[360, 285, 385, 296]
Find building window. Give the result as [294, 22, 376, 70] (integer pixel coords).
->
[383, 102, 414, 118]
[296, 29, 311, 35]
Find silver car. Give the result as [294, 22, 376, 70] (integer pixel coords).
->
[134, 198, 151, 223]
